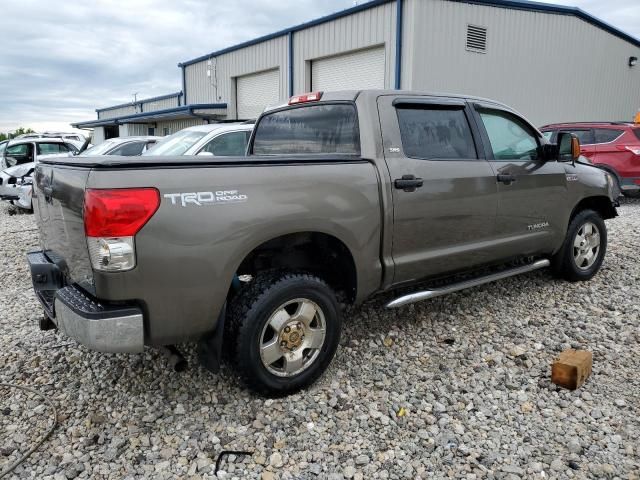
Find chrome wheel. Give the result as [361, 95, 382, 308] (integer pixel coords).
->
[573, 221, 601, 270]
[259, 298, 326, 377]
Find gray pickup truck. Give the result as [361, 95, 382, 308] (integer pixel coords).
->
[28, 90, 618, 395]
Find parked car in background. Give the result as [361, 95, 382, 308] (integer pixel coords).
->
[143, 123, 253, 156]
[81, 136, 160, 157]
[0, 137, 78, 211]
[0, 136, 158, 212]
[541, 122, 640, 197]
[17, 132, 91, 150]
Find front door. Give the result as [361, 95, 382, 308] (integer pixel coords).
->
[377, 95, 499, 284]
[472, 104, 567, 257]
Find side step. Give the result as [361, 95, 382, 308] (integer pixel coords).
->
[386, 259, 551, 309]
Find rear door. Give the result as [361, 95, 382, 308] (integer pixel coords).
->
[472, 104, 567, 256]
[377, 95, 499, 284]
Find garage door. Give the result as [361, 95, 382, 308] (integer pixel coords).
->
[311, 47, 385, 91]
[236, 69, 280, 119]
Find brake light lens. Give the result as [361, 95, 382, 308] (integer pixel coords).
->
[289, 91, 323, 105]
[84, 188, 160, 272]
[84, 188, 160, 237]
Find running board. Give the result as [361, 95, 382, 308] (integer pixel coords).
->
[385, 259, 551, 309]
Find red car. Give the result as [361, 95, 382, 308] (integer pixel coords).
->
[540, 122, 640, 198]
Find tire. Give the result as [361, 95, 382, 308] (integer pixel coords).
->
[552, 209, 607, 282]
[226, 272, 341, 396]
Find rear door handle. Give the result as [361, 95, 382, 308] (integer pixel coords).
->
[497, 174, 516, 185]
[394, 175, 424, 192]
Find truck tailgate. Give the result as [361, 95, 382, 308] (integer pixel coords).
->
[33, 163, 94, 294]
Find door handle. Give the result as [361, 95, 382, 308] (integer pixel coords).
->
[497, 174, 516, 185]
[394, 175, 424, 192]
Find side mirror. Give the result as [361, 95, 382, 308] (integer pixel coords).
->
[557, 132, 580, 162]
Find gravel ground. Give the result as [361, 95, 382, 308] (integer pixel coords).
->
[1, 198, 639, 480]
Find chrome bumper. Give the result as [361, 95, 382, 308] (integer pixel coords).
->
[27, 251, 144, 353]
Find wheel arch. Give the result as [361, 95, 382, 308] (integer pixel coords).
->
[233, 230, 359, 304]
[569, 195, 618, 222]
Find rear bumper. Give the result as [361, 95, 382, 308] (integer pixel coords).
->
[620, 177, 640, 192]
[27, 250, 144, 353]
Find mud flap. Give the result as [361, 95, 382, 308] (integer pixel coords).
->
[198, 301, 226, 374]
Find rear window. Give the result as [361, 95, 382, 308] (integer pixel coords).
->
[594, 128, 624, 144]
[396, 105, 477, 160]
[252, 104, 360, 155]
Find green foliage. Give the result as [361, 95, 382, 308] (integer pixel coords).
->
[0, 127, 35, 141]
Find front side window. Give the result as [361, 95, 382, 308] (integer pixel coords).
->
[396, 105, 477, 160]
[542, 131, 554, 141]
[201, 131, 249, 156]
[4, 143, 34, 166]
[594, 128, 623, 144]
[252, 104, 360, 155]
[109, 142, 146, 156]
[479, 110, 539, 160]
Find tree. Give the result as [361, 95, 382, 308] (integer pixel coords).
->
[0, 127, 36, 141]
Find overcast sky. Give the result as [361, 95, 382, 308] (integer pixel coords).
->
[0, 0, 638, 134]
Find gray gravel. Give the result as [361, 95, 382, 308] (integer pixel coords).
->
[1, 198, 639, 479]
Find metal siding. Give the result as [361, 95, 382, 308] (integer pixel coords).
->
[92, 127, 105, 145]
[156, 118, 206, 135]
[97, 105, 137, 120]
[185, 35, 288, 119]
[142, 96, 180, 112]
[405, 0, 640, 125]
[293, 2, 397, 93]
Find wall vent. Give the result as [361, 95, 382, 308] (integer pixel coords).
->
[466, 25, 487, 53]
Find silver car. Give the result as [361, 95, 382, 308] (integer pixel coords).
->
[81, 136, 161, 157]
[143, 123, 253, 156]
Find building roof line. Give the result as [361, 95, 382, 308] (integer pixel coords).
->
[75, 103, 227, 128]
[178, 0, 640, 69]
[95, 91, 184, 113]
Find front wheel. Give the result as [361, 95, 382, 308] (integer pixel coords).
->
[227, 272, 341, 396]
[552, 209, 607, 282]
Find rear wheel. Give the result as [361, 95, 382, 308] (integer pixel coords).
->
[552, 209, 607, 281]
[227, 272, 341, 396]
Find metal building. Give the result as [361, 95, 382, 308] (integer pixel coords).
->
[73, 0, 640, 140]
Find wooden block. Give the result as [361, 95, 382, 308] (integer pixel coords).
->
[551, 349, 592, 390]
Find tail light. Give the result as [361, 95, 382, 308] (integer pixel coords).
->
[289, 91, 323, 105]
[84, 188, 160, 271]
[624, 146, 640, 156]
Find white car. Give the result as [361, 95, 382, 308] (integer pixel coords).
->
[143, 123, 253, 156]
[0, 137, 78, 211]
[16, 132, 91, 151]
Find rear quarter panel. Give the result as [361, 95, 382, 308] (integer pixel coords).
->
[87, 161, 383, 345]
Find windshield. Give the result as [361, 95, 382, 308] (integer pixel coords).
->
[82, 140, 119, 156]
[143, 130, 207, 155]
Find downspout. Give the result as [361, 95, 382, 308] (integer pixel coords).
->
[181, 64, 188, 105]
[288, 31, 294, 97]
[394, 0, 403, 90]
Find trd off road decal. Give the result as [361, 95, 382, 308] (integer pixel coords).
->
[164, 190, 248, 207]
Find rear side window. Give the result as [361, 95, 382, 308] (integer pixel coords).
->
[109, 142, 145, 156]
[634, 129, 640, 141]
[201, 131, 249, 156]
[37, 143, 69, 155]
[252, 104, 360, 155]
[594, 129, 623, 144]
[396, 106, 477, 160]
